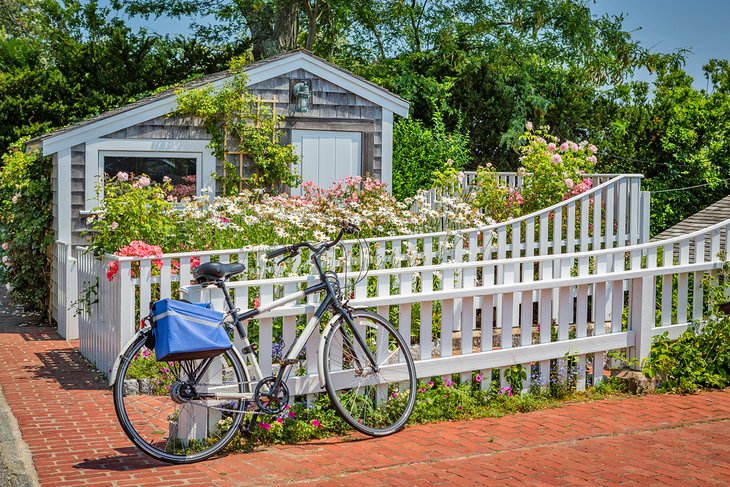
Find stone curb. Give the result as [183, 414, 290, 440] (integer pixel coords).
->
[0, 383, 41, 487]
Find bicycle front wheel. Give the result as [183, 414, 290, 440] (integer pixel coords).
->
[323, 310, 417, 436]
[113, 333, 250, 464]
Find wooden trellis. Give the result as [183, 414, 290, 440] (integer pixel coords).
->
[222, 96, 279, 193]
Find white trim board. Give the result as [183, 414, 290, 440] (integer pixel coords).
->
[84, 138, 216, 211]
[41, 52, 409, 156]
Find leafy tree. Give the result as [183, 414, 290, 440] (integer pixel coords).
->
[592, 57, 730, 235]
[0, 0, 243, 153]
[113, 0, 352, 59]
[343, 0, 656, 168]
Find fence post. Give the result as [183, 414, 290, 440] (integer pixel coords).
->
[639, 190, 651, 245]
[114, 260, 135, 375]
[629, 276, 654, 369]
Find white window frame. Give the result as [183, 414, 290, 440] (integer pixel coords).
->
[84, 138, 217, 211]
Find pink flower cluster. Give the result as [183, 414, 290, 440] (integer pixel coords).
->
[506, 188, 525, 207]
[171, 256, 201, 276]
[297, 176, 387, 207]
[564, 177, 594, 199]
[106, 240, 163, 281]
[170, 175, 197, 199]
[133, 176, 151, 189]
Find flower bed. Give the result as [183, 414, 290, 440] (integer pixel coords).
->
[86, 174, 487, 260]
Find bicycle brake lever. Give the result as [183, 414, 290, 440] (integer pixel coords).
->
[275, 248, 297, 266]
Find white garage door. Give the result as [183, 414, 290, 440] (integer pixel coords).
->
[291, 130, 361, 195]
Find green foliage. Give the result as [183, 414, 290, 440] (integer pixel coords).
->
[221, 396, 351, 451]
[592, 59, 730, 235]
[125, 349, 177, 392]
[645, 316, 730, 393]
[0, 138, 53, 310]
[0, 0, 244, 154]
[393, 107, 472, 200]
[348, 0, 654, 167]
[173, 57, 300, 194]
[469, 164, 515, 222]
[84, 174, 178, 256]
[503, 365, 527, 391]
[643, 261, 730, 392]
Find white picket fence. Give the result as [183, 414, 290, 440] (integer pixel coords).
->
[184, 217, 730, 395]
[75, 173, 647, 376]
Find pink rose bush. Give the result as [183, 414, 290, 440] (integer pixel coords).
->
[436, 126, 598, 221]
[516, 124, 598, 211]
[106, 240, 163, 281]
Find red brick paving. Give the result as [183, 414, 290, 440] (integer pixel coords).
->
[1, 323, 729, 486]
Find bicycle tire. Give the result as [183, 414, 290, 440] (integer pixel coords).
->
[113, 332, 250, 464]
[322, 310, 417, 436]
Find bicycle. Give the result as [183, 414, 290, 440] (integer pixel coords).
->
[110, 223, 417, 464]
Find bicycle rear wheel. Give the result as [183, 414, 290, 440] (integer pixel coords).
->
[113, 332, 250, 464]
[323, 310, 417, 436]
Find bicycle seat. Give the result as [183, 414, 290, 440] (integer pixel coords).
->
[193, 262, 246, 284]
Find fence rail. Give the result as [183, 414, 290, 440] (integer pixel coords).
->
[421, 172, 626, 208]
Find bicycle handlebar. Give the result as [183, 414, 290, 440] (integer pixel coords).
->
[265, 222, 360, 262]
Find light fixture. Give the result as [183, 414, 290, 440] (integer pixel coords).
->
[292, 81, 312, 113]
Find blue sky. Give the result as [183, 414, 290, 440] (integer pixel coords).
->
[114, 0, 728, 90]
[591, 0, 730, 90]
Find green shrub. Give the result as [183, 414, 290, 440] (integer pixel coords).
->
[392, 108, 472, 200]
[644, 262, 730, 392]
[0, 139, 53, 311]
[645, 316, 730, 393]
[85, 173, 178, 256]
[432, 125, 597, 223]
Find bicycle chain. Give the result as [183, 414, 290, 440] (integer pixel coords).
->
[183, 381, 261, 415]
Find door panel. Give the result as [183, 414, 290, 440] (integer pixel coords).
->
[291, 130, 361, 194]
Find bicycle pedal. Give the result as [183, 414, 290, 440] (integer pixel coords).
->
[279, 359, 299, 365]
[242, 413, 261, 435]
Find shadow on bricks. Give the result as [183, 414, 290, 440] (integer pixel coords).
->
[28, 349, 106, 390]
[73, 447, 171, 471]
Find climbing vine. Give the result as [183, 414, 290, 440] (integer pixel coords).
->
[173, 57, 300, 195]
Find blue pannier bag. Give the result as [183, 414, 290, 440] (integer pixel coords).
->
[151, 298, 232, 362]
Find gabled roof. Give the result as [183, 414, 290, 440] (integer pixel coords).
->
[31, 50, 410, 156]
[653, 193, 730, 241]
[652, 192, 730, 262]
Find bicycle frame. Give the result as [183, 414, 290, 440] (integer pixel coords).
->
[213, 257, 377, 396]
[110, 228, 378, 400]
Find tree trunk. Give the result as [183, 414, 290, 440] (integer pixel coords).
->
[304, 0, 318, 50]
[240, 0, 301, 60]
[275, 0, 300, 52]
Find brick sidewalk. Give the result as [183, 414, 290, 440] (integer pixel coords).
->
[0, 321, 728, 486]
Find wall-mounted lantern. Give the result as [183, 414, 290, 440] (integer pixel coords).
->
[292, 80, 312, 113]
